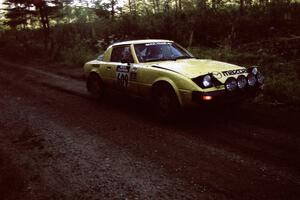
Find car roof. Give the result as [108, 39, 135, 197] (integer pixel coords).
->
[109, 39, 174, 47]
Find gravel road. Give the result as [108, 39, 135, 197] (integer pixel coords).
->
[0, 59, 299, 200]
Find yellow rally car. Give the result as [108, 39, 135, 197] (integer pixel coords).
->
[83, 39, 264, 118]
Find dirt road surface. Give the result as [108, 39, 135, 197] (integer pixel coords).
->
[0, 59, 300, 200]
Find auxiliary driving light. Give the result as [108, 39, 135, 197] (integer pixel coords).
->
[256, 71, 264, 84]
[225, 78, 237, 91]
[237, 75, 247, 89]
[252, 67, 258, 75]
[247, 73, 257, 86]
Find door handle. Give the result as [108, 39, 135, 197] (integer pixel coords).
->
[107, 66, 111, 70]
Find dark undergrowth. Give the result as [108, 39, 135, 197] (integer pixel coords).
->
[0, 5, 299, 107]
[189, 38, 300, 106]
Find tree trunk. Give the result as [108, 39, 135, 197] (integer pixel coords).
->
[240, 0, 244, 16]
[128, 0, 132, 14]
[156, 0, 160, 13]
[188, 31, 194, 48]
[179, 0, 182, 10]
[212, 0, 216, 9]
[111, 0, 115, 20]
[38, 6, 50, 51]
[133, 0, 137, 15]
[175, 0, 178, 13]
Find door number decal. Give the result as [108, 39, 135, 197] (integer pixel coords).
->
[116, 65, 130, 89]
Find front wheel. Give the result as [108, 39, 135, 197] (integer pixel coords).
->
[153, 84, 180, 121]
[86, 73, 105, 98]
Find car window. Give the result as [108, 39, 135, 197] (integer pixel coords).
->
[110, 45, 134, 63]
[134, 42, 193, 62]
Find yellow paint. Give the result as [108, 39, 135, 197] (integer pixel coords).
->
[84, 40, 254, 106]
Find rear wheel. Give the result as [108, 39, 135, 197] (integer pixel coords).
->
[153, 83, 180, 121]
[86, 73, 104, 98]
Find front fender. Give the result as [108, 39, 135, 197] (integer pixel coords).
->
[153, 77, 183, 105]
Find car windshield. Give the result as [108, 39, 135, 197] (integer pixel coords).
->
[134, 42, 194, 63]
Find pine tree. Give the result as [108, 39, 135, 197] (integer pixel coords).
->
[3, 0, 36, 29]
[3, 0, 66, 48]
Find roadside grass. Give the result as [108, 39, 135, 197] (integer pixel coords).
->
[1, 32, 299, 107]
[54, 43, 300, 106]
[59, 43, 97, 67]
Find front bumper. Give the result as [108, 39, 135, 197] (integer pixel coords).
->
[192, 85, 263, 104]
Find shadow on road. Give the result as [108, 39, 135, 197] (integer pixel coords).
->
[87, 92, 300, 133]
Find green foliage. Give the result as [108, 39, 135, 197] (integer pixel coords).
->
[0, 0, 300, 106]
[3, 0, 65, 30]
[189, 42, 300, 106]
[59, 6, 99, 24]
[59, 41, 96, 67]
[264, 69, 300, 104]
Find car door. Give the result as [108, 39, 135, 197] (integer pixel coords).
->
[104, 45, 137, 93]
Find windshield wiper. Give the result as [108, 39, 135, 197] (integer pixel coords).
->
[144, 58, 175, 62]
[175, 55, 195, 60]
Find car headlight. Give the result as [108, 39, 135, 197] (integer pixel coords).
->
[225, 77, 237, 91]
[192, 74, 215, 88]
[237, 75, 247, 89]
[252, 67, 258, 75]
[256, 71, 264, 84]
[202, 75, 212, 87]
[247, 73, 257, 86]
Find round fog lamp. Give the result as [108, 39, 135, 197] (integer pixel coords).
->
[237, 75, 247, 89]
[256, 72, 264, 84]
[225, 78, 237, 91]
[252, 67, 258, 75]
[247, 73, 257, 86]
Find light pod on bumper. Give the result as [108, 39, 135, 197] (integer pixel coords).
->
[256, 71, 264, 85]
[247, 73, 257, 86]
[225, 77, 237, 91]
[237, 75, 247, 89]
[251, 67, 258, 75]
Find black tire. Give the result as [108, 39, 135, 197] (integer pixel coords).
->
[152, 83, 180, 121]
[86, 73, 104, 98]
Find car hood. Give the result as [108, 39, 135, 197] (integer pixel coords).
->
[151, 59, 246, 79]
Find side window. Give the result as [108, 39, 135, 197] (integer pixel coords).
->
[110, 46, 134, 63]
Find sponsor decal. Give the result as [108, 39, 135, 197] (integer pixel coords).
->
[117, 65, 130, 73]
[116, 65, 130, 88]
[212, 71, 223, 79]
[131, 66, 138, 72]
[222, 69, 247, 76]
[116, 65, 138, 87]
[145, 42, 171, 46]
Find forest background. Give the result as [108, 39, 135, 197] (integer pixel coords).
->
[0, 0, 300, 105]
